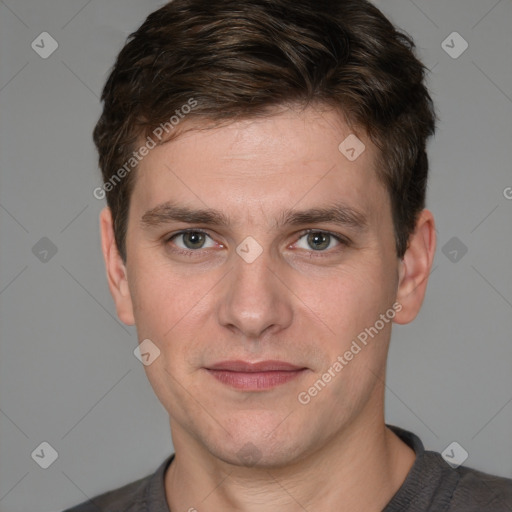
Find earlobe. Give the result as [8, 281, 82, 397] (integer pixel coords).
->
[394, 209, 436, 325]
[99, 206, 135, 326]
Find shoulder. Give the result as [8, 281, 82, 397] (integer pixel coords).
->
[419, 450, 512, 511]
[386, 425, 512, 512]
[61, 455, 174, 512]
[62, 474, 151, 512]
[447, 461, 512, 511]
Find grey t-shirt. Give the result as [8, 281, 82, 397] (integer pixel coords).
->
[63, 424, 512, 511]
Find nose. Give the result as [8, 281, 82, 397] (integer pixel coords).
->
[217, 245, 294, 341]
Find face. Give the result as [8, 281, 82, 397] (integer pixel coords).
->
[101, 106, 433, 468]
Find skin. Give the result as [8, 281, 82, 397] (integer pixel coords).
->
[100, 105, 436, 511]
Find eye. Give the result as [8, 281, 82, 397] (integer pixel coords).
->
[293, 230, 348, 253]
[167, 230, 217, 251]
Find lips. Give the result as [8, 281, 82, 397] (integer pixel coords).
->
[205, 360, 308, 390]
[207, 360, 305, 372]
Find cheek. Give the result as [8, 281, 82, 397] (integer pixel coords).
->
[128, 255, 195, 327]
[127, 258, 215, 364]
[295, 260, 390, 337]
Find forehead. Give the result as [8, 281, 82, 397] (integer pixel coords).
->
[131, 107, 389, 228]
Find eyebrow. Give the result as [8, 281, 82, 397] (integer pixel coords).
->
[140, 201, 368, 232]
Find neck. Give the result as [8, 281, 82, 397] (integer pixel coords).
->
[164, 399, 415, 512]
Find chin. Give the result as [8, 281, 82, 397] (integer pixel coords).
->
[212, 441, 306, 469]
[202, 420, 312, 469]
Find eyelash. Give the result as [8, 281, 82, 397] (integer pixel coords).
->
[165, 228, 350, 258]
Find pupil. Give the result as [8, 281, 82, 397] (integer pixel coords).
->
[308, 232, 329, 250]
[184, 232, 204, 249]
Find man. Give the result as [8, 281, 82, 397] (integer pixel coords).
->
[65, 0, 512, 510]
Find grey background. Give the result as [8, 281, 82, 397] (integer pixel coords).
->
[0, 0, 511, 511]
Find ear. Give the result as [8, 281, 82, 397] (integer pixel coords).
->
[394, 209, 436, 324]
[99, 206, 135, 326]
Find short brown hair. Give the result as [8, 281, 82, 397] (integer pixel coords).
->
[93, 0, 436, 263]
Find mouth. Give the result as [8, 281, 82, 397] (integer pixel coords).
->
[204, 360, 308, 391]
